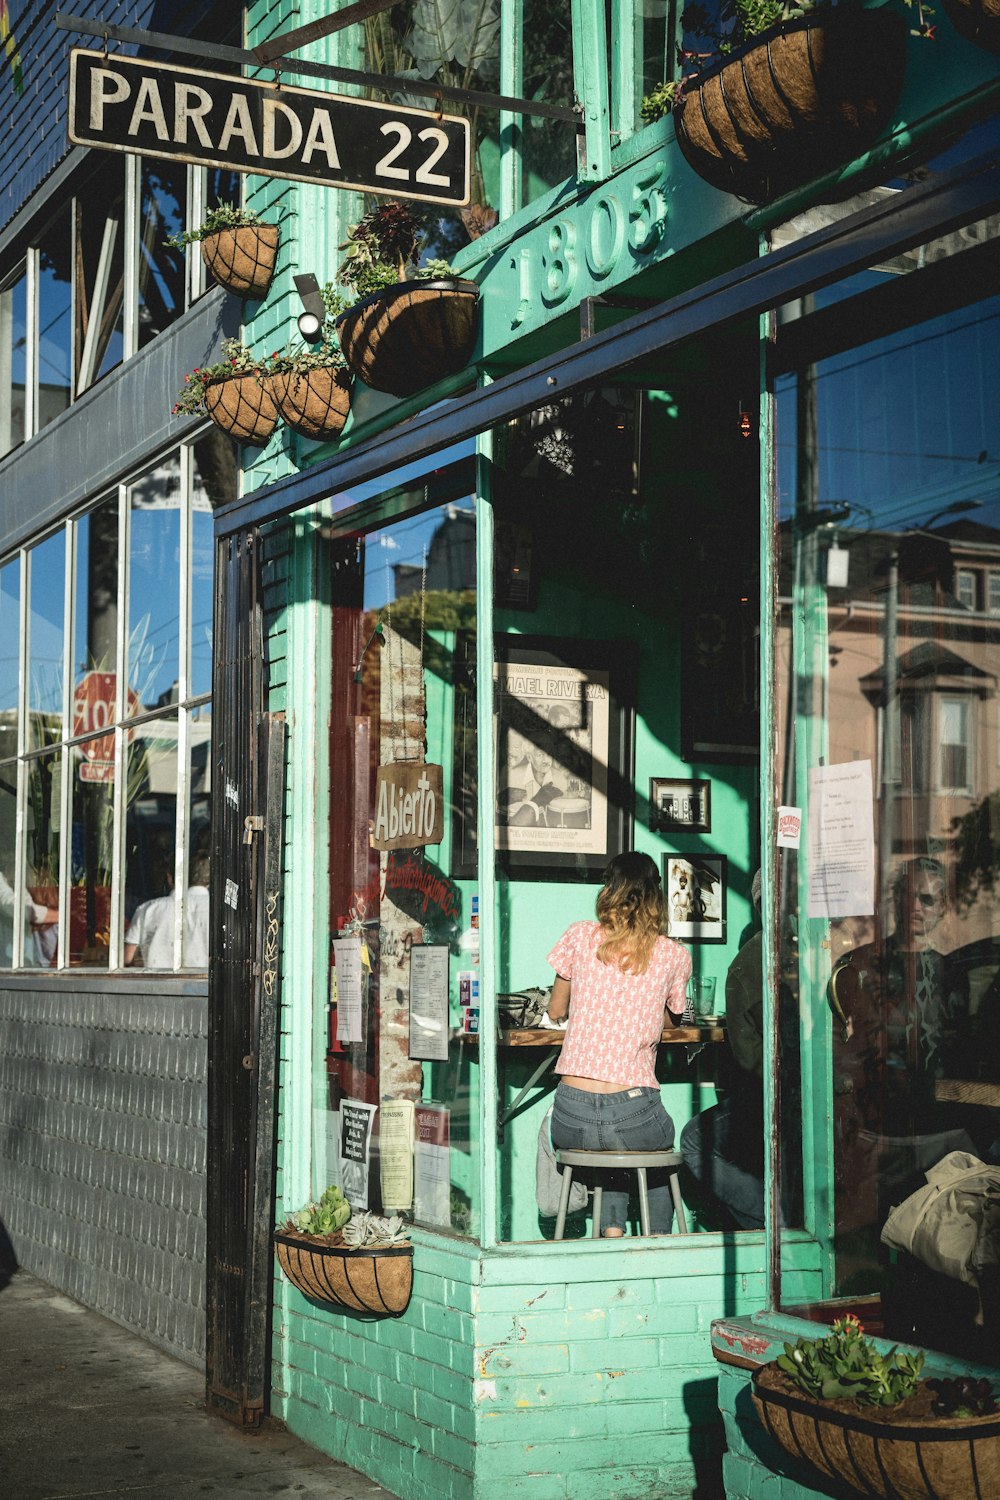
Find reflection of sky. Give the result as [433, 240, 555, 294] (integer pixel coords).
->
[0, 563, 20, 715]
[129, 492, 180, 710]
[776, 292, 1000, 532]
[38, 267, 71, 389]
[28, 534, 65, 715]
[364, 500, 475, 610]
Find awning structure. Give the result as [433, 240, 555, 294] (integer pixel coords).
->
[214, 146, 1000, 538]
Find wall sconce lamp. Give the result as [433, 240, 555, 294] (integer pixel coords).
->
[294, 272, 326, 343]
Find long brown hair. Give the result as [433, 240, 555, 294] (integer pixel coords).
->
[595, 852, 667, 974]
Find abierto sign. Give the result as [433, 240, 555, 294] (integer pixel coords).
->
[68, 48, 471, 207]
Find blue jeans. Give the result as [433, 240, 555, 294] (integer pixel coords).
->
[680, 1100, 765, 1230]
[550, 1082, 677, 1234]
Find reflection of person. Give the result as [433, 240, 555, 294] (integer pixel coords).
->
[680, 871, 801, 1229]
[0, 869, 57, 966]
[124, 852, 209, 969]
[546, 852, 692, 1236]
[828, 857, 973, 1232]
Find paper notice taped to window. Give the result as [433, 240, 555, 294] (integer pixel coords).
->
[379, 1098, 414, 1212]
[806, 760, 875, 919]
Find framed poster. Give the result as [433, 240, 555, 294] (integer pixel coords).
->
[663, 854, 727, 944]
[649, 777, 711, 834]
[490, 637, 635, 880]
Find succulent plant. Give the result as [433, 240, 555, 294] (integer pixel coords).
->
[286, 1184, 352, 1237]
[776, 1314, 925, 1408]
[341, 1211, 411, 1248]
[928, 1377, 999, 1418]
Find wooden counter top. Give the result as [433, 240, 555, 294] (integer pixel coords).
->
[495, 1022, 727, 1047]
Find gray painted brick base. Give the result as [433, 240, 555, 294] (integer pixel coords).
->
[0, 977, 208, 1366]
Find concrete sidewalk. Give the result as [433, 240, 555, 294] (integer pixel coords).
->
[0, 1270, 398, 1500]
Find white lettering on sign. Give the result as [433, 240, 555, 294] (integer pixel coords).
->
[372, 764, 444, 851]
[68, 50, 471, 208]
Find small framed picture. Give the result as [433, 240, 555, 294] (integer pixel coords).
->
[663, 854, 727, 944]
[649, 777, 711, 834]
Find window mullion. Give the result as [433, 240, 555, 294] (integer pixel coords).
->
[13, 548, 28, 970]
[174, 443, 194, 966]
[56, 521, 75, 970]
[123, 156, 139, 360]
[25, 247, 37, 439]
[109, 484, 129, 966]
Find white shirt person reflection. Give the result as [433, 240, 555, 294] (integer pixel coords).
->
[0, 869, 58, 966]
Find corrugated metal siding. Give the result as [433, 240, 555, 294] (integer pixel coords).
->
[0, 977, 208, 1366]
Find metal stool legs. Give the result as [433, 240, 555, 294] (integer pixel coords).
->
[552, 1149, 687, 1239]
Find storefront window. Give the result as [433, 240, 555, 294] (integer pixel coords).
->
[138, 160, 187, 348]
[322, 470, 481, 1238]
[0, 434, 224, 971]
[37, 206, 73, 428]
[76, 156, 125, 390]
[128, 456, 182, 712]
[773, 211, 1000, 1361]
[490, 371, 761, 1243]
[0, 264, 27, 459]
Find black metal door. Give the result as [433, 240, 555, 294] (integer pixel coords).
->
[206, 525, 285, 1426]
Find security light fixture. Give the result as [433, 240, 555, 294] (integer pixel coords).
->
[294, 273, 326, 343]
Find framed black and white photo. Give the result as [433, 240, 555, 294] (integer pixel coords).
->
[466, 636, 635, 881]
[663, 854, 727, 943]
[649, 777, 711, 834]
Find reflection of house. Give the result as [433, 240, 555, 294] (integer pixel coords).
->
[780, 519, 1000, 944]
[394, 505, 476, 597]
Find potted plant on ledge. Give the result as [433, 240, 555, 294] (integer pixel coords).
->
[172, 339, 279, 445]
[274, 1187, 414, 1316]
[334, 200, 480, 399]
[641, 0, 925, 205]
[752, 1314, 1000, 1499]
[166, 201, 280, 300]
[266, 286, 353, 442]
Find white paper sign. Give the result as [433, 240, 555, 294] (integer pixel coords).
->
[414, 1104, 451, 1227]
[408, 944, 450, 1061]
[312, 1108, 342, 1199]
[379, 1099, 415, 1211]
[333, 937, 364, 1043]
[806, 760, 875, 919]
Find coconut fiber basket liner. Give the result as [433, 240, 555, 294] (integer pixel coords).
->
[336, 278, 480, 398]
[273, 1229, 413, 1316]
[673, 9, 907, 205]
[203, 373, 279, 445]
[270, 366, 352, 441]
[200, 224, 280, 300]
[752, 1363, 1000, 1500]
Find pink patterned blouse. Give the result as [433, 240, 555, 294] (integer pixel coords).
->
[547, 920, 692, 1088]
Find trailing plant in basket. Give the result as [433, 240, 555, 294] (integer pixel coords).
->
[163, 200, 266, 250]
[777, 1314, 925, 1407]
[640, 0, 935, 121]
[171, 339, 265, 417]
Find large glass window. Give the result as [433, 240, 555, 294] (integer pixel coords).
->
[0, 435, 231, 970]
[321, 469, 481, 1238]
[773, 211, 1000, 1362]
[37, 206, 73, 428]
[138, 159, 187, 348]
[76, 156, 125, 390]
[0, 265, 27, 458]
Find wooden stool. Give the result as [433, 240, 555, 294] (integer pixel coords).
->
[553, 1148, 688, 1239]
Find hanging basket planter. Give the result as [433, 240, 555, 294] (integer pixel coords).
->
[273, 1228, 413, 1316]
[270, 366, 352, 441]
[942, 0, 1000, 52]
[672, 9, 907, 206]
[752, 1363, 1000, 1500]
[202, 372, 279, 445]
[335, 278, 480, 398]
[200, 224, 280, 300]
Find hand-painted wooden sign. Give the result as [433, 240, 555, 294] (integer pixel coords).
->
[68, 49, 471, 207]
[372, 763, 444, 851]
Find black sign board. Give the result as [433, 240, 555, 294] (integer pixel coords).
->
[68, 48, 471, 208]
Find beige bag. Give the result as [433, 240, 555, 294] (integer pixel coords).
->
[881, 1150, 1000, 1298]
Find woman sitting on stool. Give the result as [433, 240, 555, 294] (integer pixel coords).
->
[546, 852, 691, 1236]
